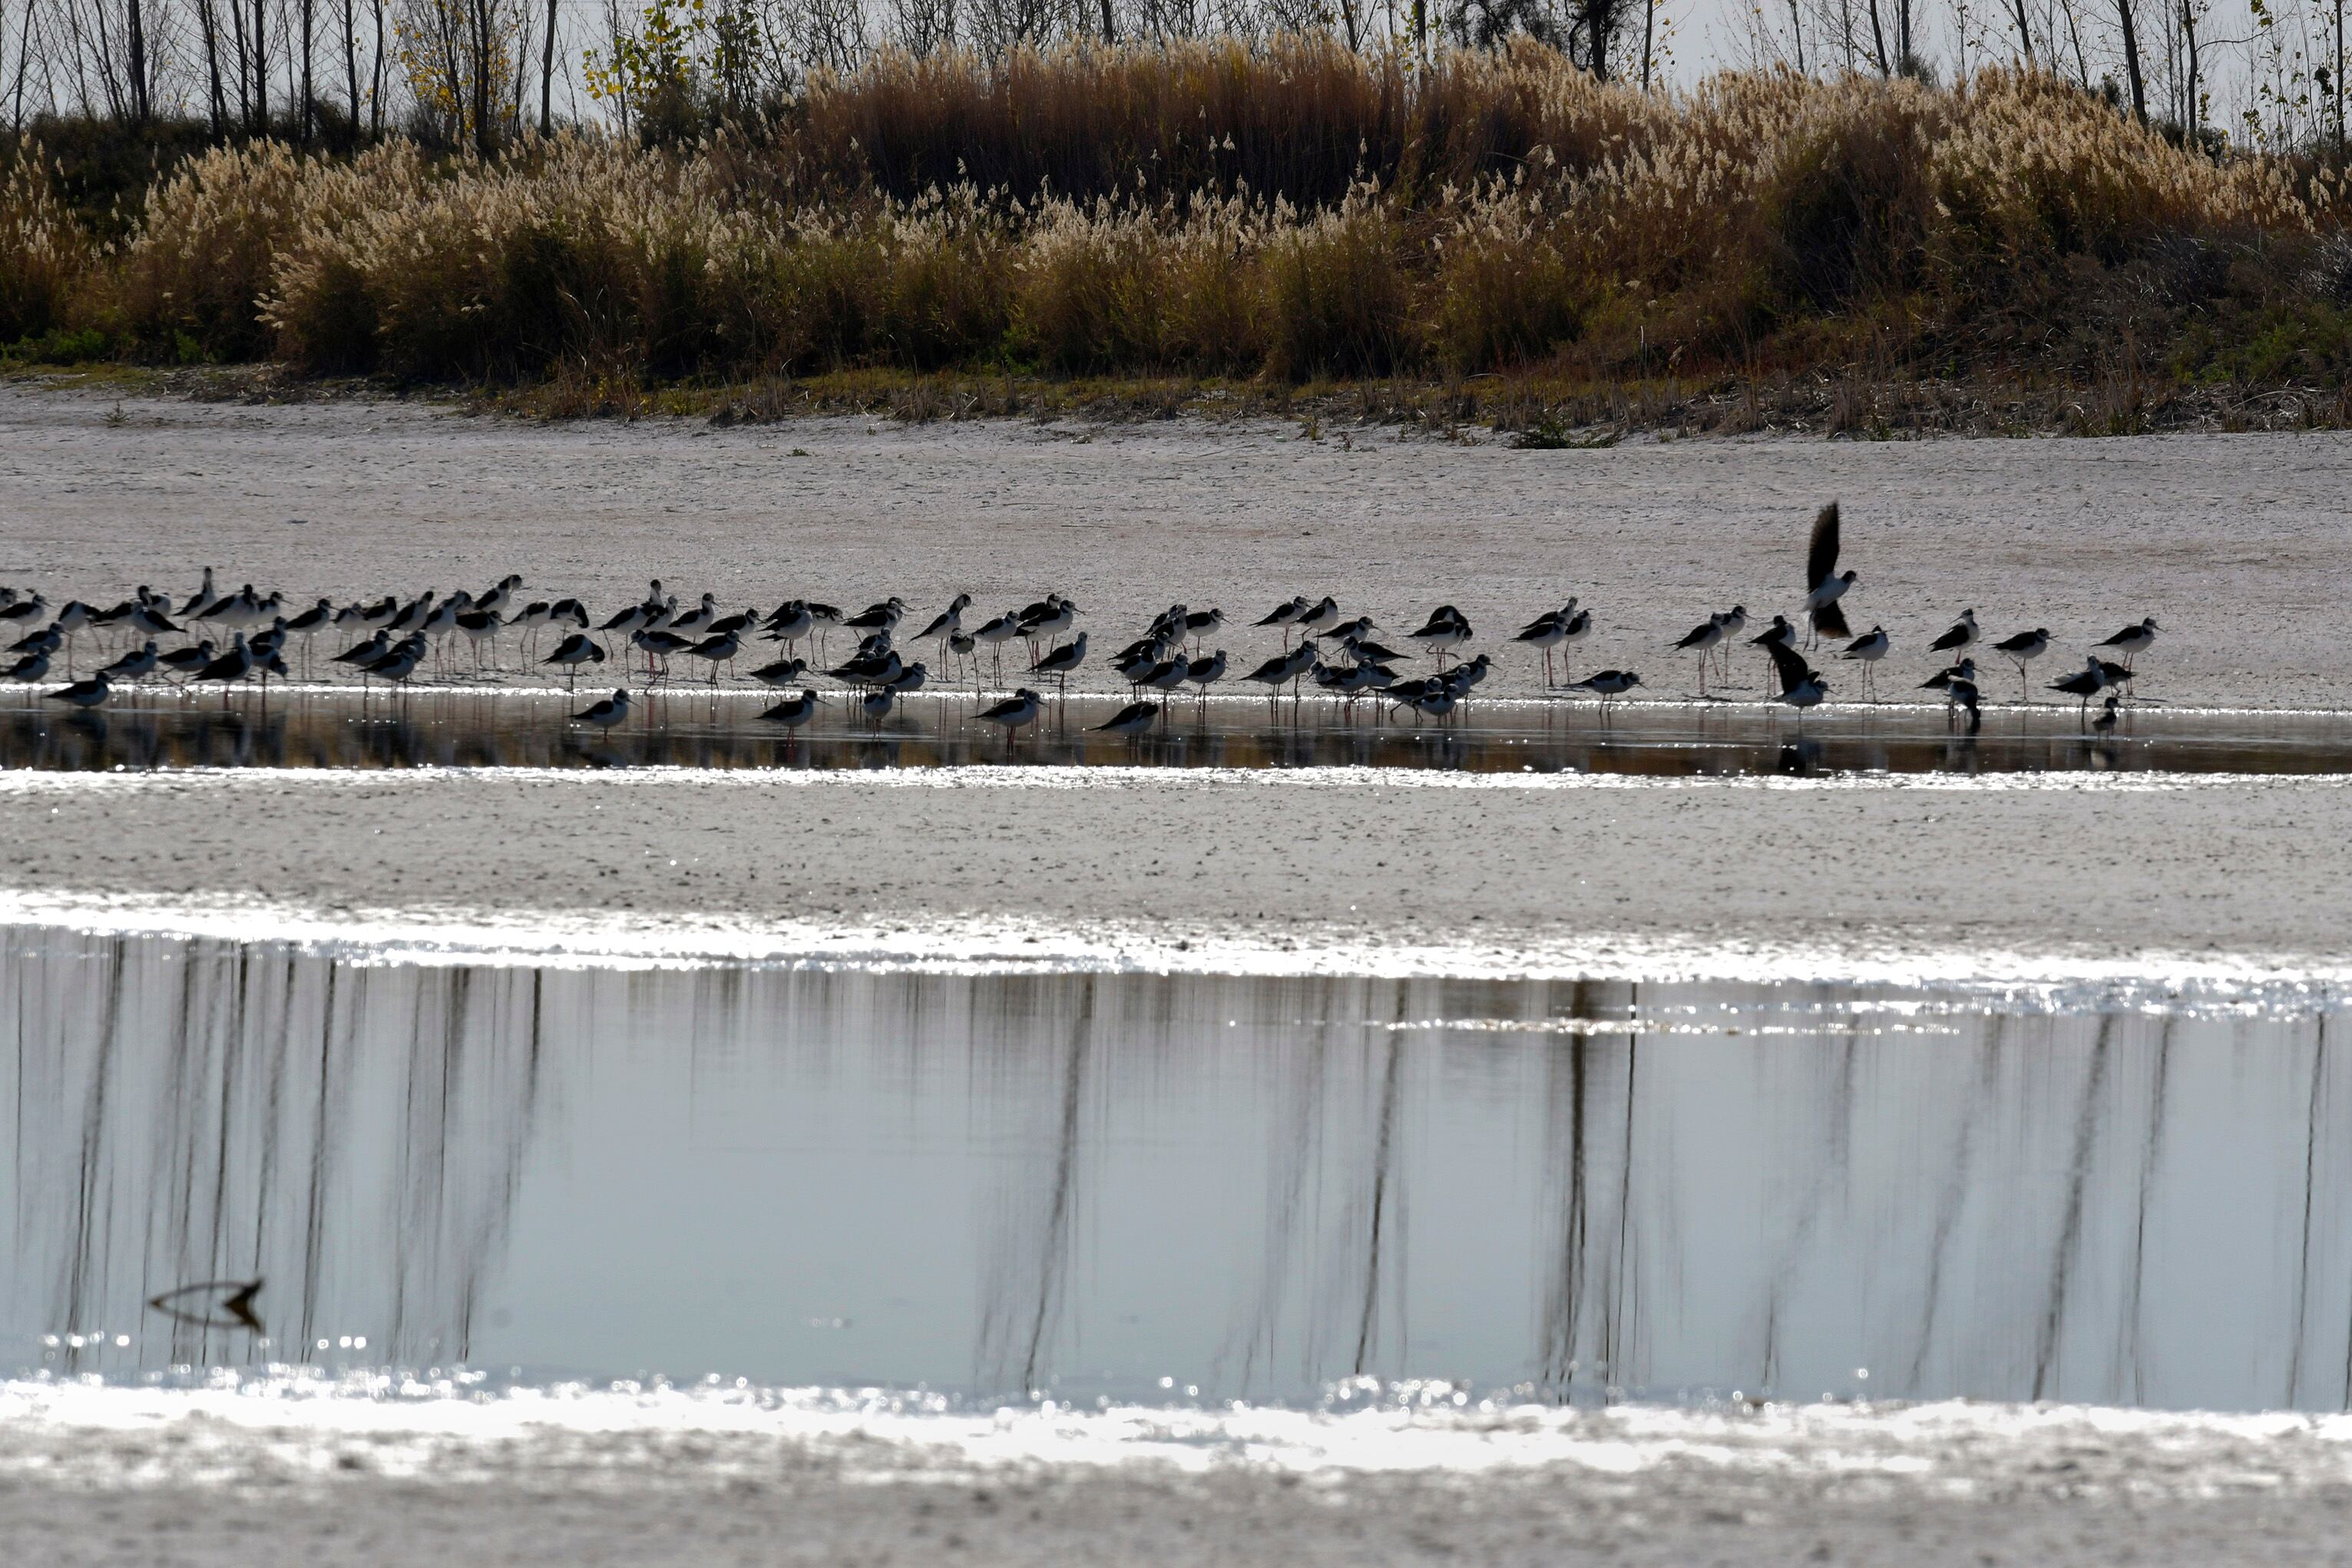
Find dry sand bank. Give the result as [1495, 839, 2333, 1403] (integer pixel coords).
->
[7, 1388, 2352, 1568]
[4, 385, 2352, 708]
[2, 766, 2346, 981]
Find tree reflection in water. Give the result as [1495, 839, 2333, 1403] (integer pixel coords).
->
[5, 927, 2351, 1414]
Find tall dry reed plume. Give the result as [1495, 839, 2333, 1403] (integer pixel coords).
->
[0, 144, 89, 344]
[14, 47, 2344, 390]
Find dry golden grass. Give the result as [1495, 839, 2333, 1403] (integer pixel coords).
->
[8, 48, 2348, 412]
[0, 144, 89, 345]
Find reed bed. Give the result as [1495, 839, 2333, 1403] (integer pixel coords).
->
[5, 45, 2348, 409]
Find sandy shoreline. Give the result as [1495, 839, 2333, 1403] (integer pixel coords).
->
[7, 1383, 2352, 1567]
[1, 764, 2347, 982]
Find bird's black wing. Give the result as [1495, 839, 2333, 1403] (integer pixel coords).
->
[1805, 501, 1841, 590]
[1766, 640, 1813, 695]
[1810, 602, 1850, 640]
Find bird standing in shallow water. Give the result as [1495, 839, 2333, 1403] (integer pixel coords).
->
[571, 689, 633, 729]
[978, 688, 1044, 741]
[44, 671, 111, 710]
[2049, 657, 2109, 717]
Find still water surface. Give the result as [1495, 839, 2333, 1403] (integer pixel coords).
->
[5, 688, 2352, 776]
[7, 926, 2350, 1414]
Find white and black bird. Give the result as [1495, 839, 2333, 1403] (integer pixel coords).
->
[1766, 640, 1828, 716]
[1185, 649, 1226, 696]
[1927, 609, 1979, 657]
[541, 631, 607, 690]
[1255, 596, 1309, 644]
[2092, 694, 2122, 733]
[971, 612, 1023, 683]
[685, 630, 742, 683]
[978, 687, 1045, 738]
[43, 671, 111, 710]
[1029, 632, 1088, 694]
[1515, 601, 1573, 686]
[2096, 616, 2159, 670]
[1568, 668, 1642, 707]
[759, 689, 824, 729]
[1989, 627, 2050, 701]
[1407, 605, 1471, 666]
[193, 633, 253, 690]
[570, 688, 633, 729]
[913, 594, 971, 650]
[1297, 597, 1341, 637]
[1838, 625, 1890, 700]
[1920, 657, 1977, 701]
[1801, 501, 1855, 645]
[2049, 656, 2109, 715]
[1092, 700, 1161, 736]
[1673, 612, 1728, 697]
[749, 654, 809, 690]
[99, 640, 160, 682]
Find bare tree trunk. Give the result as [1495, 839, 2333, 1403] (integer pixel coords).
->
[198, 0, 229, 129]
[1640, 0, 1655, 86]
[2116, 0, 2147, 121]
[341, 0, 359, 134]
[1788, 0, 1805, 72]
[470, 0, 493, 155]
[2336, 0, 2345, 151]
[253, 0, 270, 131]
[369, 0, 383, 134]
[2007, 0, 2034, 64]
[1098, 0, 1113, 38]
[538, 0, 554, 133]
[300, 0, 315, 142]
[1336, 0, 1360, 49]
[126, 0, 151, 121]
[2181, 0, 2199, 144]
[1866, 0, 1889, 71]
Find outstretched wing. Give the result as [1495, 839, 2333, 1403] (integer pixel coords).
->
[1810, 602, 1851, 640]
[1805, 501, 1841, 591]
[1766, 640, 1813, 695]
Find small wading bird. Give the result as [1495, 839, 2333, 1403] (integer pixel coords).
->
[1766, 639, 1828, 721]
[1928, 609, 1979, 658]
[44, 671, 110, 710]
[759, 689, 824, 729]
[1801, 501, 1854, 647]
[978, 688, 1044, 740]
[570, 688, 632, 729]
[1567, 669, 1642, 710]
[1838, 626, 1890, 700]
[1092, 700, 1162, 736]
[1673, 611, 1728, 697]
[2097, 616, 2159, 670]
[2093, 694, 2123, 733]
[2049, 656, 2109, 717]
[1987, 627, 2051, 701]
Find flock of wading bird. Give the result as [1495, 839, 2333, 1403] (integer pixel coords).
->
[3, 505, 2160, 739]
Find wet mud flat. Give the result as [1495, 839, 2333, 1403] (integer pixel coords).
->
[6, 684, 2352, 776]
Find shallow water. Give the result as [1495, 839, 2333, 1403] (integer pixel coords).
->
[4, 686, 2351, 776]
[7, 925, 2352, 1415]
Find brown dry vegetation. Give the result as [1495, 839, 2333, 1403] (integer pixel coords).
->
[7, 40, 2352, 435]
